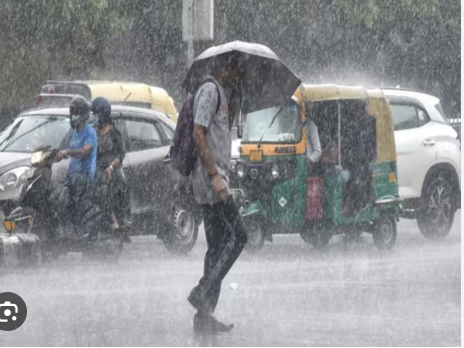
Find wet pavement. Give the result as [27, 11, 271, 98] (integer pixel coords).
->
[0, 214, 460, 346]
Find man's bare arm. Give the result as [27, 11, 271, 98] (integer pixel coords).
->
[193, 124, 217, 176]
[60, 144, 92, 160]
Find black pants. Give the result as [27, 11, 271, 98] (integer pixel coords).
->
[94, 167, 131, 225]
[189, 197, 248, 313]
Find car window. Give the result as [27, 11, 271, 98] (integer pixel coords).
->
[158, 122, 174, 141]
[389, 104, 419, 131]
[417, 108, 431, 127]
[125, 119, 162, 151]
[0, 116, 70, 153]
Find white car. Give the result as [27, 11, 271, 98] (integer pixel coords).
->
[231, 88, 461, 240]
[383, 88, 460, 239]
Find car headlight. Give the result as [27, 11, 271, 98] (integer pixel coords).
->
[236, 163, 245, 179]
[271, 164, 280, 179]
[0, 166, 34, 192]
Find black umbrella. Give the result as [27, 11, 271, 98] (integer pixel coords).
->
[182, 41, 301, 114]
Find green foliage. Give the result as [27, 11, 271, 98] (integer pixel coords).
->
[0, 0, 127, 105]
[334, 0, 380, 27]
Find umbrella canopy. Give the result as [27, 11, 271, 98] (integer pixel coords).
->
[182, 41, 301, 114]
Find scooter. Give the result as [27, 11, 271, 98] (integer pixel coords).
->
[2, 148, 127, 264]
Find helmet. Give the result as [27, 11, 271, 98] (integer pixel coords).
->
[91, 96, 111, 127]
[70, 96, 91, 118]
[69, 96, 90, 129]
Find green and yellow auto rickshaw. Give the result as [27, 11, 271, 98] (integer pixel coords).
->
[233, 84, 401, 252]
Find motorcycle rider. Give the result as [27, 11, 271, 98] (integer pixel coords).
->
[57, 96, 97, 222]
[91, 97, 131, 236]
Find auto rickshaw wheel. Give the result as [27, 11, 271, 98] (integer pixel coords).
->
[163, 205, 199, 255]
[244, 218, 265, 253]
[417, 176, 455, 240]
[372, 213, 397, 250]
[300, 225, 331, 249]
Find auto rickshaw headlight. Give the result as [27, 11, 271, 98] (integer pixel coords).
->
[236, 163, 245, 179]
[271, 164, 280, 179]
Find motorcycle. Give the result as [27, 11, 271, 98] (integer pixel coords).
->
[2, 147, 128, 263]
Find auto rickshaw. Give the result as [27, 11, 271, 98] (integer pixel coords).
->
[233, 84, 401, 252]
[37, 80, 178, 122]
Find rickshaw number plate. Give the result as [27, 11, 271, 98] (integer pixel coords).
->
[250, 150, 263, 162]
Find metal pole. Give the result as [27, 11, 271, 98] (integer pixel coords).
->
[187, 40, 194, 68]
[338, 101, 341, 167]
[187, 0, 195, 69]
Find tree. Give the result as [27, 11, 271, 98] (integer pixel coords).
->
[0, 0, 127, 109]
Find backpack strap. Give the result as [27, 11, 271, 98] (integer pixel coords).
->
[201, 78, 221, 114]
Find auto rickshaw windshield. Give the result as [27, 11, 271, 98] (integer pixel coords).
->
[242, 102, 302, 143]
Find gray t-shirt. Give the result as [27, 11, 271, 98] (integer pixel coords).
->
[191, 76, 231, 206]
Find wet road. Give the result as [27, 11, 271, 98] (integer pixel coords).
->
[0, 214, 460, 346]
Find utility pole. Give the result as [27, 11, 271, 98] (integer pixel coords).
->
[183, 0, 214, 70]
[186, 0, 195, 69]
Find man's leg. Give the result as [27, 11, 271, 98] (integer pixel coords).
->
[189, 197, 247, 312]
[189, 203, 224, 312]
[208, 282, 221, 314]
[201, 197, 247, 302]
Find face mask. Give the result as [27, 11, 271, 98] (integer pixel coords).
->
[70, 115, 84, 129]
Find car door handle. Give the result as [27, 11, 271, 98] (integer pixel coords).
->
[423, 139, 435, 146]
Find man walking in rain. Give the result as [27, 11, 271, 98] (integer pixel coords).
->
[188, 54, 248, 335]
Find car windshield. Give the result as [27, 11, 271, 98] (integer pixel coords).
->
[242, 103, 302, 143]
[0, 115, 70, 153]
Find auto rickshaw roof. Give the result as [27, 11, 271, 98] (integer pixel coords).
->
[44, 80, 174, 106]
[302, 84, 385, 102]
[80, 80, 173, 104]
[42, 80, 177, 120]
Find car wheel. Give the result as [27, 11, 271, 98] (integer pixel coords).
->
[244, 218, 265, 253]
[417, 176, 455, 240]
[163, 205, 199, 254]
[372, 213, 397, 250]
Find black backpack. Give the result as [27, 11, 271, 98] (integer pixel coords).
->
[170, 79, 220, 176]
